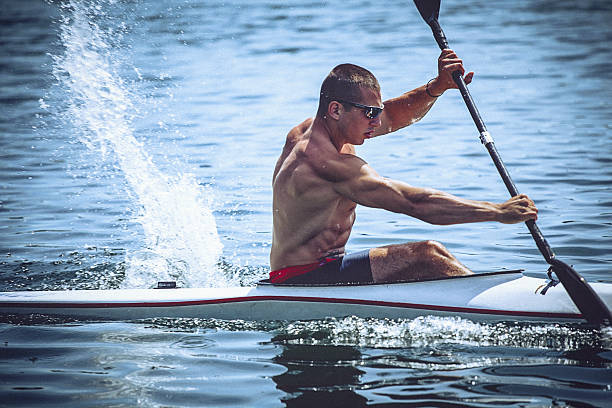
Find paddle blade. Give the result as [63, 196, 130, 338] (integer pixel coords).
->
[551, 259, 612, 326]
[413, 0, 448, 49]
[414, 0, 441, 25]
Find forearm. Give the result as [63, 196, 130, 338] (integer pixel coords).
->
[406, 188, 501, 225]
[375, 180, 501, 225]
[374, 82, 441, 136]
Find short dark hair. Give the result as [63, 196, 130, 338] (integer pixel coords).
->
[316, 64, 380, 118]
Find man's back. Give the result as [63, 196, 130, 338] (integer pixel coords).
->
[270, 118, 358, 271]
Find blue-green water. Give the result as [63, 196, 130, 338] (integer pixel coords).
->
[1, 0, 611, 406]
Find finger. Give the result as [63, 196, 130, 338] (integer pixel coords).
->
[518, 195, 536, 208]
[522, 205, 538, 219]
[463, 71, 474, 84]
[513, 194, 529, 203]
[442, 63, 465, 75]
[517, 210, 537, 222]
[439, 53, 458, 62]
[440, 57, 463, 65]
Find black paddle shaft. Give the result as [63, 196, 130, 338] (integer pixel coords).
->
[429, 19, 555, 262]
[415, 1, 611, 325]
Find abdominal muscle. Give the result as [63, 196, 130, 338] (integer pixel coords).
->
[270, 193, 357, 271]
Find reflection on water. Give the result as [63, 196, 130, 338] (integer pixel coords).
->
[273, 345, 368, 407]
[2, 315, 610, 407]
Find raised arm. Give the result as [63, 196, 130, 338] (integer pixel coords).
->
[375, 49, 474, 136]
[330, 156, 537, 225]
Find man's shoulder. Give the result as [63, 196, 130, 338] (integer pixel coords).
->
[280, 118, 368, 179]
[304, 142, 369, 184]
[279, 118, 313, 156]
[287, 118, 314, 140]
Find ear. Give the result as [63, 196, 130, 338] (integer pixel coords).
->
[327, 101, 342, 120]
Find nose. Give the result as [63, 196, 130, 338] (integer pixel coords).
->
[370, 115, 382, 127]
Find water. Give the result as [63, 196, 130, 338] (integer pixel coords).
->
[1, 0, 611, 406]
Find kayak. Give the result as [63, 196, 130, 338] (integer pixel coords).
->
[1, 271, 611, 323]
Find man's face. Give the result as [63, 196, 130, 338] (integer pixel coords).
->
[339, 87, 383, 145]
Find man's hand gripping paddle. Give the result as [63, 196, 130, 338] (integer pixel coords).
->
[413, 0, 611, 326]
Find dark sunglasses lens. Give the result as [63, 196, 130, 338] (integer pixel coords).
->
[366, 107, 382, 119]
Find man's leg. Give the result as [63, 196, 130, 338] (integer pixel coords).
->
[369, 240, 472, 283]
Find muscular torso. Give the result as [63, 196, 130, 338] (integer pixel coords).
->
[270, 118, 359, 270]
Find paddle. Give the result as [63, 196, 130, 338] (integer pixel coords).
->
[413, 0, 611, 326]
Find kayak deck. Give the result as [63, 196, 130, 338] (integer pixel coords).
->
[1, 271, 611, 323]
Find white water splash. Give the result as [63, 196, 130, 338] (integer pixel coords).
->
[52, 0, 226, 288]
[276, 315, 606, 352]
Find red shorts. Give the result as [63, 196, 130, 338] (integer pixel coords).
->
[269, 250, 372, 284]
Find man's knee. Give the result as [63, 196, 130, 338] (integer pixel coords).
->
[375, 240, 454, 264]
[414, 240, 450, 258]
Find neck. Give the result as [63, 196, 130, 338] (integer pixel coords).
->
[313, 115, 345, 152]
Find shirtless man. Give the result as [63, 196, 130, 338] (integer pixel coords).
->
[269, 49, 538, 284]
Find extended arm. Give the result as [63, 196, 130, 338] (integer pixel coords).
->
[375, 49, 474, 136]
[332, 158, 537, 225]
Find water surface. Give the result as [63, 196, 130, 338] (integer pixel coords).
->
[1, 0, 611, 406]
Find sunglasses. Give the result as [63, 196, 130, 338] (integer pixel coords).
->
[336, 99, 384, 119]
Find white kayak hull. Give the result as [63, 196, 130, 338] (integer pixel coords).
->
[1, 271, 611, 323]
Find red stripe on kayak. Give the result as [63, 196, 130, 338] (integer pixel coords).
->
[0, 295, 582, 319]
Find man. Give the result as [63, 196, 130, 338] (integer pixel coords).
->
[269, 49, 538, 284]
